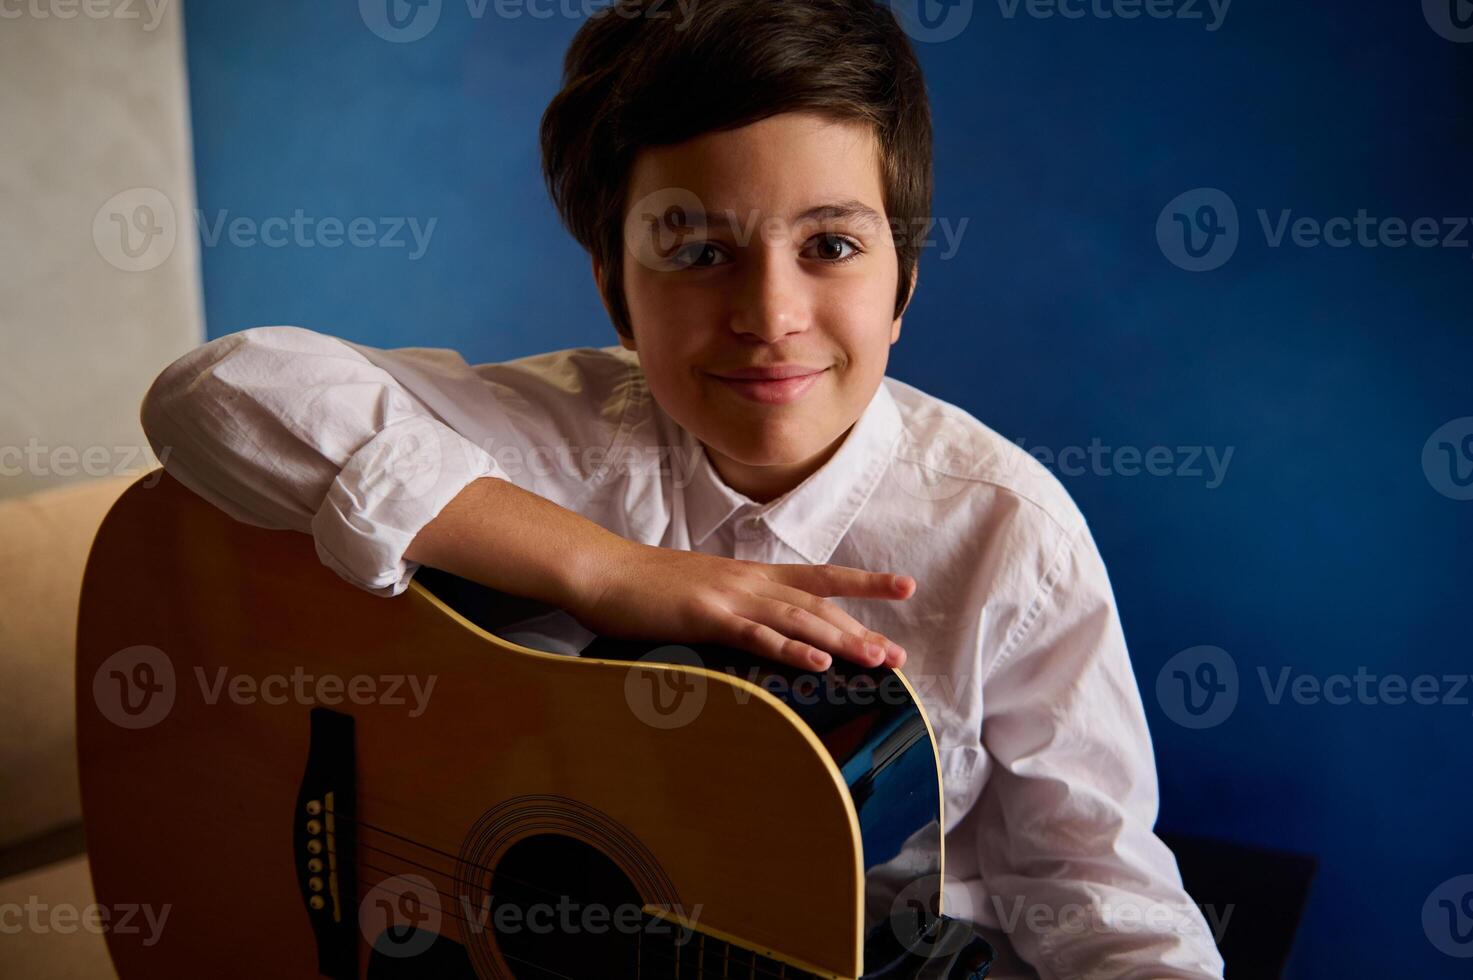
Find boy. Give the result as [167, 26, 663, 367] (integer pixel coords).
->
[141, 1, 1226, 975]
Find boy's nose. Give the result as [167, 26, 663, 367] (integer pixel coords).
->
[727, 254, 812, 342]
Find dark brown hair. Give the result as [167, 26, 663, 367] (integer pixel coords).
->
[540, 0, 934, 338]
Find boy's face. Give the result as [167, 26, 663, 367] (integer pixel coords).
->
[604, 112, 909, 502]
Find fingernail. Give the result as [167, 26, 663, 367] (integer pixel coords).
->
[811, 652, 832, 670]
[865, 642, 886, 663]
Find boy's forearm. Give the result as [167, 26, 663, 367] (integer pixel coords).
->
[404, 476, 627, 612]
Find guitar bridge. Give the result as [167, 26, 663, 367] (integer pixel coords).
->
[295, 707, 358, 979]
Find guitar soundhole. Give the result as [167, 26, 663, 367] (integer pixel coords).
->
[491, 833, 643, 979]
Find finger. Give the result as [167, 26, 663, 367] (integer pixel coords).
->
[773, 563, 916, 601]
[754, 584, 905, 667]
[721, 614, 833, 671]
[739, 593, 890, 668]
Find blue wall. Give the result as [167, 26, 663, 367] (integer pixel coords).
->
[184, 1, 1471, 973]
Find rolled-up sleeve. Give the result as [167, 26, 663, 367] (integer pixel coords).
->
[140, 325, 504, 596]
[963, 521, 1226, 978]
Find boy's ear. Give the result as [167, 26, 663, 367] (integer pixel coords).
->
[891, 265, 918, 344]
[591, 256, 637, 351]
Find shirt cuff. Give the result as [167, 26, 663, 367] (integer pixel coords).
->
[309, 415, 504, 596]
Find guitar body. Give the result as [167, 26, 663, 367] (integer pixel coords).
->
[77, 474, 983, 979]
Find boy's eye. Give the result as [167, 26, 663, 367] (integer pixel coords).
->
[669, 241, 729, 269]
[805, 234, 862, 263]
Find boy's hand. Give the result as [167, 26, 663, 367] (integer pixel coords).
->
[569, 539, 915, 671]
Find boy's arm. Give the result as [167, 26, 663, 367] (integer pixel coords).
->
[963, 522, 1226, 979]
[141, 326, 915, 669]
[140, 325, 505, 597]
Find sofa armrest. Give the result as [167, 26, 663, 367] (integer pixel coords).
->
[0, 474, 138, 849]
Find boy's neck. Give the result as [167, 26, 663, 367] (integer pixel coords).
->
[701, 425, 854, 504]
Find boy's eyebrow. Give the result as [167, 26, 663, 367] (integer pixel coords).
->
[792, 200, 888, 228]
[675, 200, 888, 231]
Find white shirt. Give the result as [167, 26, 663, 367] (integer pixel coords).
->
[141, 325, 1226, 979]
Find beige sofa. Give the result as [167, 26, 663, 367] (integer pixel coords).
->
[0, 475, 136, 978]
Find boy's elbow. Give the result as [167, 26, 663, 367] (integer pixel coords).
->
[139, 348, 195, 460]
[138, 326, 285, 457]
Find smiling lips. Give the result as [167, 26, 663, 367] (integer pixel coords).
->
[708, 364, 829, 404]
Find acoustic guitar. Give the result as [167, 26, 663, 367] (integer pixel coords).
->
[76, 472, 993, 979]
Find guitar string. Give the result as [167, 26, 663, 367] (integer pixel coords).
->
[336, 812, 612, 905]
[357, 833, 577, 905]
[351, 833, 830, 980]
[356, 880, 804, 980]
[319, 814, 838, 979]
[353, 870, 814, 980]
[340, 805, 863, 961]
[353, 865, 818, 980]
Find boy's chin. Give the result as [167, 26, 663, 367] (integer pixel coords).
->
[703, 429, 840, 470]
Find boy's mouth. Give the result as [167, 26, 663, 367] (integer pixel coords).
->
[711, 363, 827, 380]
[707, 366, 829, 405]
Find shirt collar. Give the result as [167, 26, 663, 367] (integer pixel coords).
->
[681, 381, 903, 564]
